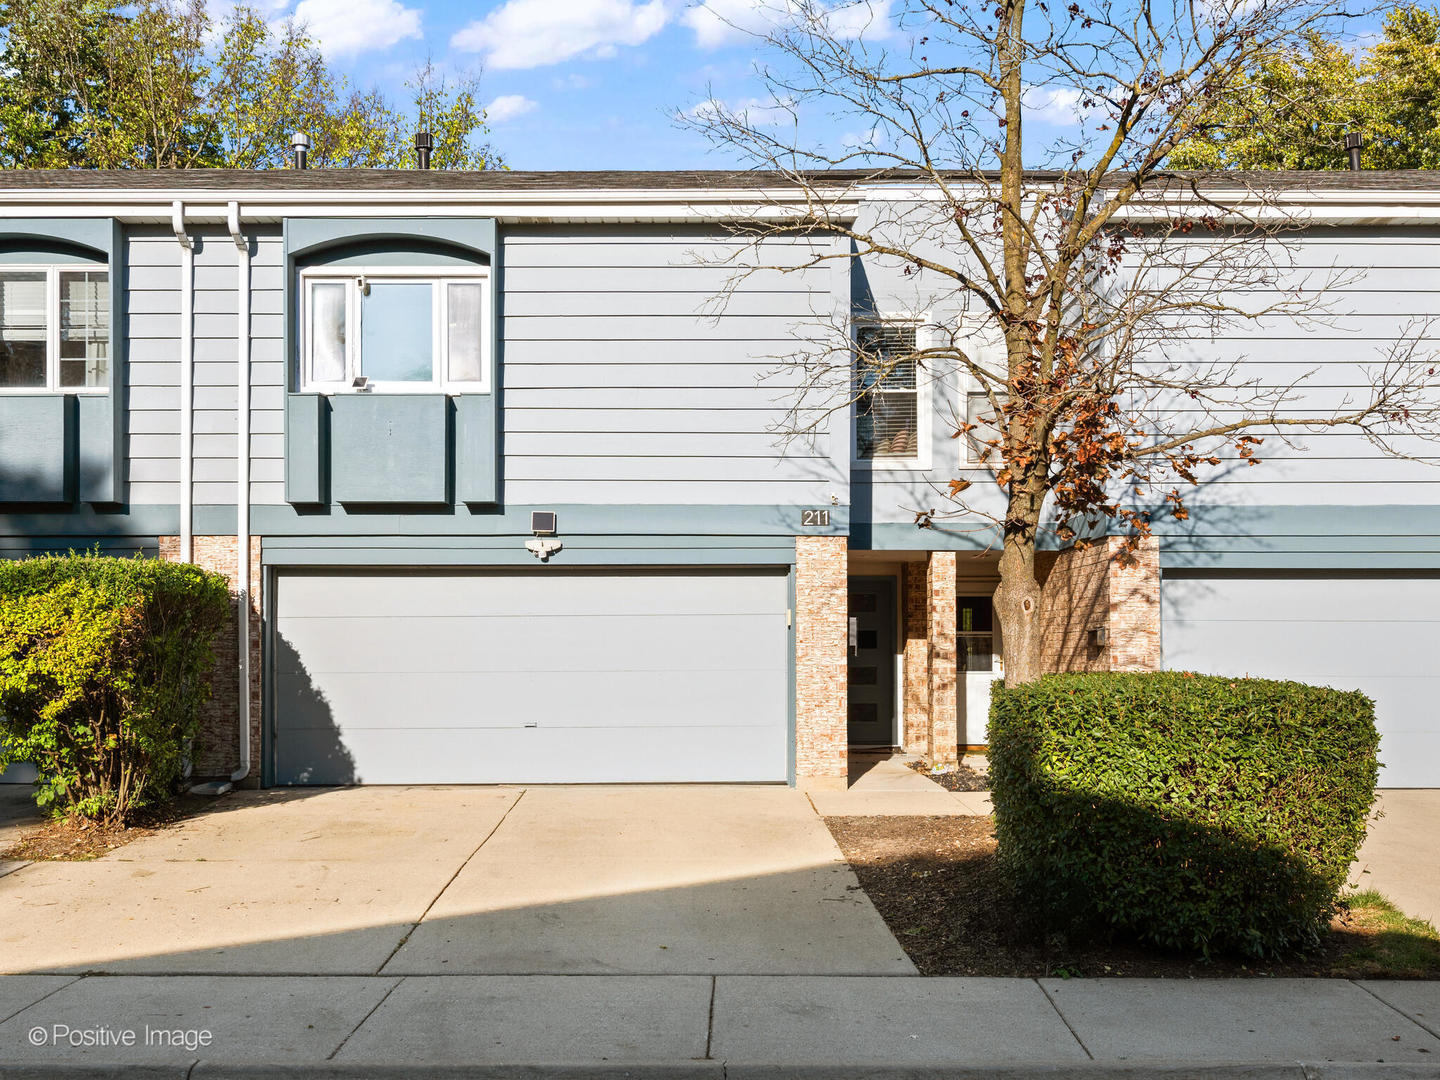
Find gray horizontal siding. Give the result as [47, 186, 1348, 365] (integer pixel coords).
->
[500, 225, 843, 505]
[854, 218, 1440, 537]
[125, 225, 284, 507]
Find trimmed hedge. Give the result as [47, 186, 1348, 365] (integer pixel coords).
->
[0, 553, 230, 824]
[989, 671, 1379, 958]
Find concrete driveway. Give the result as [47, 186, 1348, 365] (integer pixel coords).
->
[0, 785, 914, 977]
[1353, 789, 1440, 927]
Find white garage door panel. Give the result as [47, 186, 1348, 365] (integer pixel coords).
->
[278, 724, 787, 785]
[273, 570, 791, 784]
[277, 613, 785, 674]
[275, 667, 788, 729]
[1163, 574, 1440, 788]
[277, 571, 784, 617]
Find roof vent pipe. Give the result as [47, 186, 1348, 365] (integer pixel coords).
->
[291, 132, 310, 170]
[415, 130, 433, 170]
[1344, 131, 1363, 171]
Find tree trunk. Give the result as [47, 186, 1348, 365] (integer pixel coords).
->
[993, 529, 1044, 686]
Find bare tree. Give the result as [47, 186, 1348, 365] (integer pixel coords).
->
[680, 0, 1440, 684]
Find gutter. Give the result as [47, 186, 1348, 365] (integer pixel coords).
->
[172, 200, 193, 564]
[227, 201, 251, 786]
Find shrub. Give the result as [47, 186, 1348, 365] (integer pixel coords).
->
[0, 553, 230, 824]
[989, 671, 1379, 959]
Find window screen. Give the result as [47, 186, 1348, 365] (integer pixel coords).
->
[855, 323, 919, 459]
[58, 271, 109, 388]
[446, 281, 484, 383]
[308, 281, 347, 384]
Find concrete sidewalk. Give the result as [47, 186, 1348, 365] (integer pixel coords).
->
[0, 974, 1436, 1076]
[807, 753, 993, 816]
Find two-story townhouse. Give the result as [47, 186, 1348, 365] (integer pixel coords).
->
[0, 169, 1435, 789]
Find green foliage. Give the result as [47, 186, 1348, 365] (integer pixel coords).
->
[0, 0, 505, 170]
[1171, 4, 1440, 170]
[989, 672, 1380, 959]
[0, 553, 230, 824]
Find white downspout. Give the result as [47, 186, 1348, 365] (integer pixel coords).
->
[172, 200, 193, 563]
[227, 202, 252, 785]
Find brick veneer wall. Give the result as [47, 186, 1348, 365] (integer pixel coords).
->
[926, 551, 959, 765]
[159, 535, 262, 781]
[901, 561, 930, 753]
[794, 535, 848, 781]
[1039, 537, 1160, 674]
[1107, 537, 1161, 672]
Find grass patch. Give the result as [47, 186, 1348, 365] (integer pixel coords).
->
[1330, 890, 1440, 979]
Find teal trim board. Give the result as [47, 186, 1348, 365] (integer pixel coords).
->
[0, 395, 75, 504]
[284, 394, 326, 505]
[329, 394, 449, 505]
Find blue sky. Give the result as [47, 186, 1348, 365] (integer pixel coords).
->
[248, 0, 836, 170]
[251, 0, 1381, 171]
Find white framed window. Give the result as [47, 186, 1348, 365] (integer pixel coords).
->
[963, 390, 1006, 466]
[0, 265, 110, 392]
[299, 266, 490, 393]
[853, 320, 928, 467]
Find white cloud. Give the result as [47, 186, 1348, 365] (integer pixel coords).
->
[687, 95, 795, 127]
[289, 0, 422, 56]
[487, 94, 540, 123]
[1022, 85, 1105, 126]
[452, 0, 668, 70]
[840, 124, 888, 151]
[683, 0, 892, 50]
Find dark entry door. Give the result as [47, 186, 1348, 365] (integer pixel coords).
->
[847, 576, 897, 746]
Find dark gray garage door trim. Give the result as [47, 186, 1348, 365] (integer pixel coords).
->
[261, 563, 797, 787]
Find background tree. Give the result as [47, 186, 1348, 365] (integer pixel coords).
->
[0, 0, 505, 169]
[682, 0, 1440, 684]
[1171, 4, 1440, 169]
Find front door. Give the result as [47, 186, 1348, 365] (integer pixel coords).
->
[847, 577, 897, 746]
[958, 594, 1003, 747]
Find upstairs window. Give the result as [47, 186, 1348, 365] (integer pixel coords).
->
[0, 267, 109, 391]
[300, 267, 490, 392]
[854, 322, 922, 462]
[964, 391, 1006, 465]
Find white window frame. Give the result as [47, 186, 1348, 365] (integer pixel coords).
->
[0, 263, 110, 395]
[298, 265, 491, 394]
[851, 314, 931, 471]
[956, 320, 1007, 469]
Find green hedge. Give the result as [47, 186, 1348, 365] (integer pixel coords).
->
[989, 671, 1379, 958]
[0, 553, 230, 824]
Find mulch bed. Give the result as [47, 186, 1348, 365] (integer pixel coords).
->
[1, 795, 209, 861]
[826, 814, 1440, 978]
[907, 760, 990, 792]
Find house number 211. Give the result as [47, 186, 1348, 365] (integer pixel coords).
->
[801, 509, 831, 527]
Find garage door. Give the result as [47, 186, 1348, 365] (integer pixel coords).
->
[1162, 572, 1440, 788]
[272, 569, 790, 785]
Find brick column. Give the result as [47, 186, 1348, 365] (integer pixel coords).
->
[926, 550, 959, 766]
[1039, 536, 1161, 674]
[160, 535, 262, 781]
[1107, 536, 1161, 672]
[901, 560, 931, 753]
[794, 535, 848, 787]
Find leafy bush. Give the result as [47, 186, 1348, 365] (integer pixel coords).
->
[989, 671, 1379, 958]
[0, 553, 230, 824]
